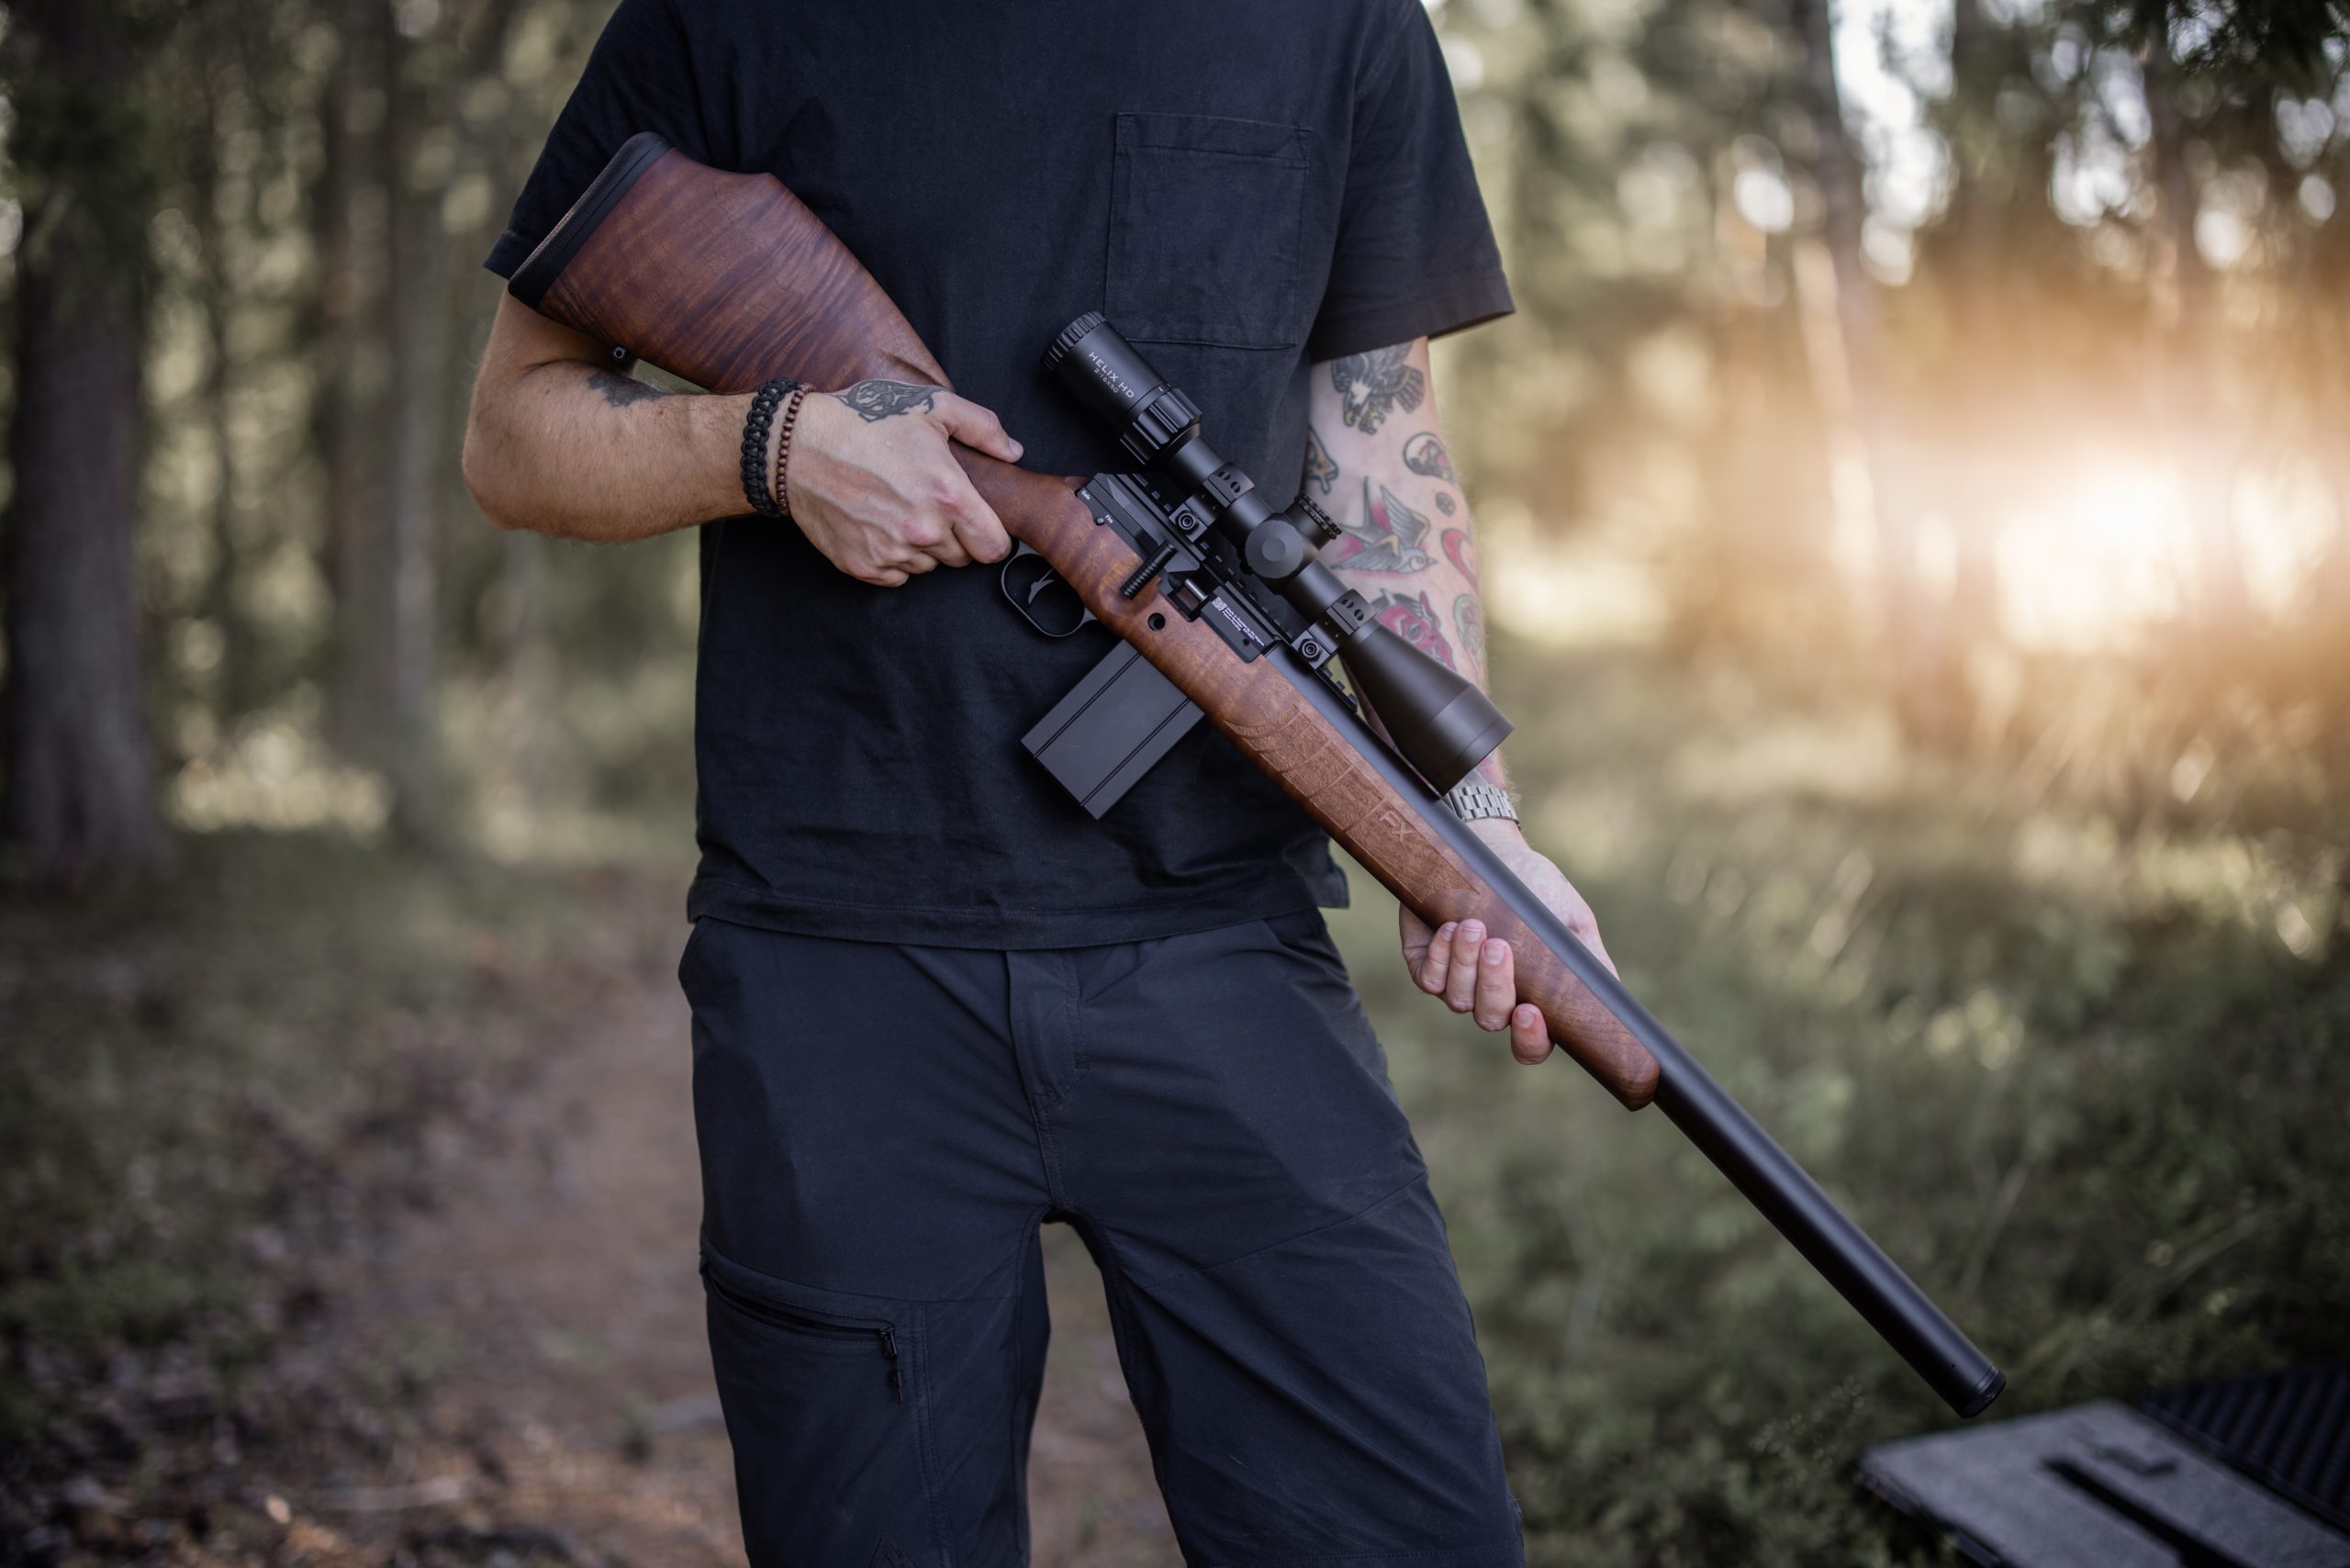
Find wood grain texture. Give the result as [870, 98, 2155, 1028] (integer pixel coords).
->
[535, 151, 941, 394]
[961, 460, 1659, 1106]
[516, 146, 1661, 1109]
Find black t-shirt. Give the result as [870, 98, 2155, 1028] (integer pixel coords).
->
[487, 0, 1513, 948]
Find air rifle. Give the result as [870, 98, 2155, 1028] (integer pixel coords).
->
[509, 133, 2005, 1418]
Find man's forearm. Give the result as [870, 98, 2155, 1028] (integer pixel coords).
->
[1309, 339, 1506, 789]
[463, 296, 764, 542]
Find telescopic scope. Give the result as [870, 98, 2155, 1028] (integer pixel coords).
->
[1046, 313, 1513, 791]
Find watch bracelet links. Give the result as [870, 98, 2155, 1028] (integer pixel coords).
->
[1442, 778, 1517, 824]
[738, 376, 800, 516]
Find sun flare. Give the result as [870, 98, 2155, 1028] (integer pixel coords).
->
[1995, 466, 2196, 652]
[1993, 454, 2333, 652]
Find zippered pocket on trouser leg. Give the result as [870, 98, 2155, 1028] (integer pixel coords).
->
[699, 1248, 943, 1567]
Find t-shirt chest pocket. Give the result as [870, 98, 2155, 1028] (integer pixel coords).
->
[1106, 112, 1311, 351]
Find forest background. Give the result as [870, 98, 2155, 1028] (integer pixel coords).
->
[3, 0, 2347, 1563]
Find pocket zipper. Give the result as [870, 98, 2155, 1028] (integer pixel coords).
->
[704, 1271, 903, 1402]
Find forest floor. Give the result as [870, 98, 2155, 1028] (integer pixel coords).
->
[2, 846, 1181, 1566]
[268, 888, 1182, 1568]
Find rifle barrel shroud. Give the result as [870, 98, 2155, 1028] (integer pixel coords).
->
[509, 133, 2005, 1419]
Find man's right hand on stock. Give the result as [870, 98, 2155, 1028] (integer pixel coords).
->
[462, 295, 1020, 577]
[782, 377, 1021, 585]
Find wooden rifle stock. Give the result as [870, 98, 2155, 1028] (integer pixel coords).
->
[511, 133, 1661, 1107]
[507, 135, 2009, 1417]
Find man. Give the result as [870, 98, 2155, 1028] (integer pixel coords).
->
[463, 1, 1613, 1562]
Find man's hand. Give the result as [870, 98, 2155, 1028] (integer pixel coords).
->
[461, 298, 1026, 556]
[1401, 817, 1617, 1067]
[784, 379, 1023, 586]
[1302, 338, 1612, 1066]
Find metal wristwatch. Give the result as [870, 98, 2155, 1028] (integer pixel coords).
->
[1440, 779, 1517, 826]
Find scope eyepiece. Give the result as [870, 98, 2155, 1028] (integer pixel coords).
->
[1046, 312, 1201, 467]
[1043, 310, 1110, 372]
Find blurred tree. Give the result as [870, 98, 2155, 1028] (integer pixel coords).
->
[318, 0, 393, 768]
[379, 0, 442, 843]
[195, 50, 257, 720]
[2089, 0, 2346, 641]
[1939, 0, 2012, 721]
[1, 0, 166, 880]
[1788, 0, 1949, 741]
[1902, 0, 2090, 746]
[372, 0, 538, 844]
[0, 0, 2337, 869]
[2141, 0, 2255, 635]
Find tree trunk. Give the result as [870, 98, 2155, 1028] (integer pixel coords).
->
[2143, 5, 2248, 637]
[379, 1, 445, 844]
[196, 73, 254, 722]
[317, 0, 391, 766]
[1787, 0, 1942, 738]
[1, 0, 164, 881]
[1942, 0, 2002, 674]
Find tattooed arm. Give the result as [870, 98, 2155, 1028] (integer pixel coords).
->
[1309, 336, 1615, 1065]
[1313, 341, 1490, 735]
[463, 294, 1021, 582]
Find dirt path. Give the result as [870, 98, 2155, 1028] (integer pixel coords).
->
[294, 940, 1181, 1566]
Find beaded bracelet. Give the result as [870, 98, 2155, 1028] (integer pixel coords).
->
[770, 386, 811, 519]
[738, 377, 799, 516]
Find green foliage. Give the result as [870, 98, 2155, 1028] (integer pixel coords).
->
[1430, 0, 2350, 725]
[0, 1259, 247, 1356]
[1327, 642, 2350, 1565]
[2099, 0, 2350, 85]
[0, 0, 162, 285]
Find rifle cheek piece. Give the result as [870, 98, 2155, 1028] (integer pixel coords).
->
[1046, 311, 1512, 791]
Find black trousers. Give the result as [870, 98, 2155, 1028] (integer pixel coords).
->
[680, 907, 1523, 1568]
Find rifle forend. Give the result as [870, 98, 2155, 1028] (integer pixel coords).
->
[507, 133, 2005, 1419]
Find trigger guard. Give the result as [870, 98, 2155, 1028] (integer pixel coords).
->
[1000, 545, 1094, 637]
